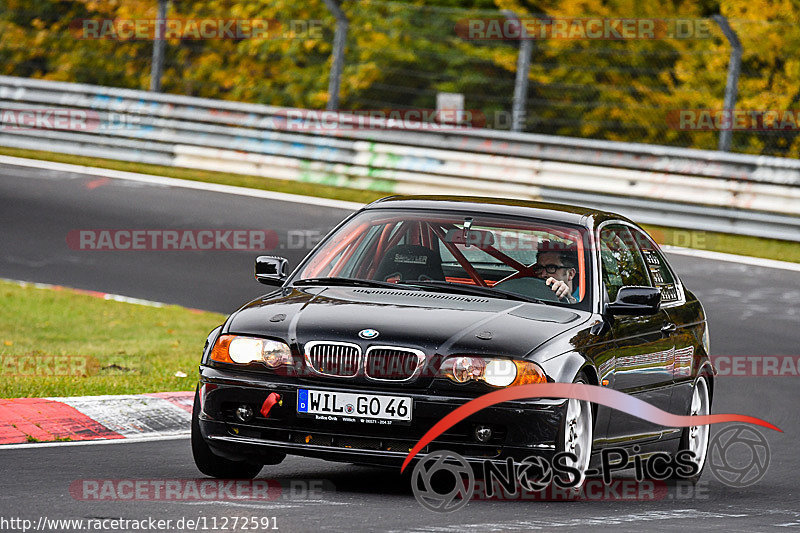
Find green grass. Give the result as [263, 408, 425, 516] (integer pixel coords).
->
[640, 225, 800, 263]
[0, 280, 225, 398]
[1, 146, 798, 263]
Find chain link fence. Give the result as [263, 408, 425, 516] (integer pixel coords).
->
[0, 0, 798, 157]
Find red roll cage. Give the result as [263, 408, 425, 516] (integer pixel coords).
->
[301, 214, 587, 302]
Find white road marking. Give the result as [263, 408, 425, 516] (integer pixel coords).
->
[175, 500, 349, 509]
[663, 245, 800, 273]
[3, 155, 799, 271]
[388, 509, 752, 532]
[0, 155, 361, 211]
[0, 277, 173, 308]
[0, 432, 189, 450]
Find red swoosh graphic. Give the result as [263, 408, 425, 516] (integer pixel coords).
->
[400, 383, 781, 473]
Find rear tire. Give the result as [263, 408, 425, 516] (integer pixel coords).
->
[191, 389, 264, 479]
[670, 374, 711, 485]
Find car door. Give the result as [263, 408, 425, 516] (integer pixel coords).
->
[599, 223, 676, 444]
[630, 232, 701, 439]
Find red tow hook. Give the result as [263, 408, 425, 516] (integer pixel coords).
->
[260, 392, 282, 418]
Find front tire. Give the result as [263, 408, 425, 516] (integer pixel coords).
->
[556, 374, 593, 488]
[191, 389, 264, 479]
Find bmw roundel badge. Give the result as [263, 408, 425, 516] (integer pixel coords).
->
[358, 328, 379, 339]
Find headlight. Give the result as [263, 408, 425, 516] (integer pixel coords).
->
[484, 359, 516, 387]
[702, 324, 710, 355]
[210, 335, 293, 368]
[438, 356, 546, 387]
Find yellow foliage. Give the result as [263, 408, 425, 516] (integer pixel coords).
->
[0, 0, 798, 155]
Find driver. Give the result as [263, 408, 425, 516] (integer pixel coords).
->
[533, 241, 579, 303]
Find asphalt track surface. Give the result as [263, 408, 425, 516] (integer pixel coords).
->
[1, 163, 799, 532]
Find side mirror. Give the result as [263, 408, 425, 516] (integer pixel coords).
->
[607, 286, 661, 316]
[255, 256, 289, 286]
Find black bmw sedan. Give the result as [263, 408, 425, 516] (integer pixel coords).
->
[192, 196, 713, 484]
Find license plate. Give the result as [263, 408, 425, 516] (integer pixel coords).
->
[297, 389, 412, 424]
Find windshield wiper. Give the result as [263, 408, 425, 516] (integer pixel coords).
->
[407, 280, 546, 304]
[292, 277, 422, 291]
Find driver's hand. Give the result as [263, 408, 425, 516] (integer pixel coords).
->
[545, 277, 570, 298]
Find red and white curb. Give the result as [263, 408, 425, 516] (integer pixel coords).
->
[0, 278, 202, 448]
[0, 391, 193, 447]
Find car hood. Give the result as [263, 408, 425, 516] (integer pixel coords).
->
[226, 286, 589, 358]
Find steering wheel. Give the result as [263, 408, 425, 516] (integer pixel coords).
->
[492, 276, 563, 302]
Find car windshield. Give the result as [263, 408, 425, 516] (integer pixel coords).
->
[291, 209, 592, 309]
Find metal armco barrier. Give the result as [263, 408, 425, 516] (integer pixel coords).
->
[1, 75, 799, 241]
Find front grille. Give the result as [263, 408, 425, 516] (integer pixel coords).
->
[305, 342, 361, 377]
[365, 346, 424, 381]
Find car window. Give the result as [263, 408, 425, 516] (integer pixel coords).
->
[437, 227, 540, 275]
[599, 225, 652, 301]
[296, 209, 592, 309]
[629, 229, 681, 303]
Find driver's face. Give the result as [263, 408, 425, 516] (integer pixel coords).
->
[533, 252, 575, 283]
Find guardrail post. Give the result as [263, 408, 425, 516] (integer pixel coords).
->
[149, 0, 168, 92]
[503, 11, 532, 132]
[712, 15, 742, 152]
[323, 0, 349, 111]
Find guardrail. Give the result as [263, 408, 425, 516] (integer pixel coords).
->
[1, 75, 799, 241]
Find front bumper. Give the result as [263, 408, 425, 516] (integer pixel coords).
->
[198, 366, 566, 467]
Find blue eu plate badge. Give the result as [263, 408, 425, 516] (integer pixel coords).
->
[297, 389, 309, 412]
